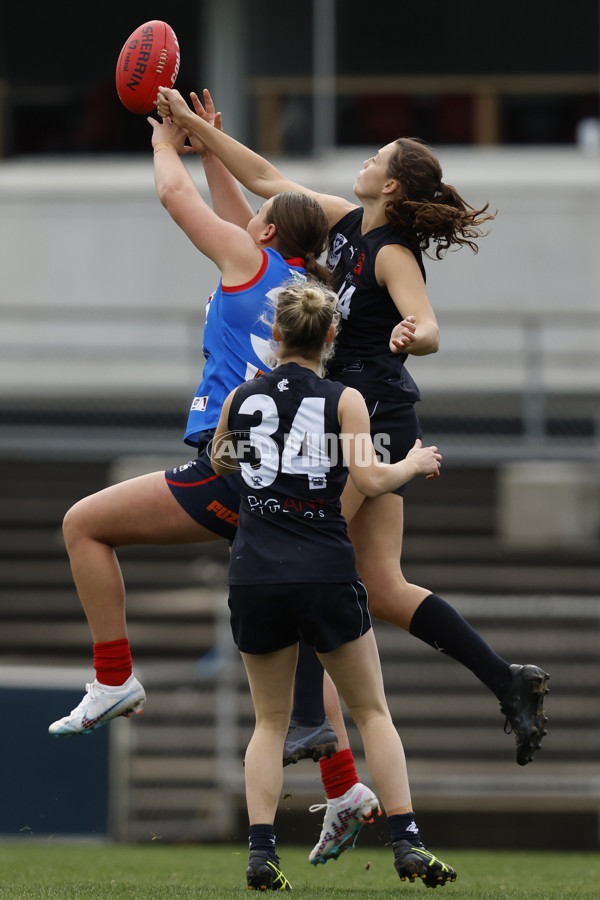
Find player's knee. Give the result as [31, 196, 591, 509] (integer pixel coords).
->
[62, 499, 91, 549]
[254, 713, 290, 743]
[360, 565, 405, 603]
[361, 576, 417, 630]
[348, 701, 388, 732]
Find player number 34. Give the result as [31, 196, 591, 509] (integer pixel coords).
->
[237, 394, 330, 489]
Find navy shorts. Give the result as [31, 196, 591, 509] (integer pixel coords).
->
[165, 431, 241, 541]
[366, 400, 422, 497]
[228, 580, 371, 655]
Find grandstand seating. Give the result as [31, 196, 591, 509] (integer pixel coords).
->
[1, 458, 599, 848]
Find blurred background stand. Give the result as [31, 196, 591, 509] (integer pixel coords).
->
[0, 0, 599, 851]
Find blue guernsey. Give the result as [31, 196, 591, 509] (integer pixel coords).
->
[184, 249, 307, 446]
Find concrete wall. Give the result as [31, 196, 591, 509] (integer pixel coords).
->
[0, 147, 598, 400]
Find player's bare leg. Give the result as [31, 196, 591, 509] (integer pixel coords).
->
[319, 632, 456, 886]
[51, 473, 223, 737]
[242, 645, 297, 891]
[62, 472, 221, 642]
[323, 670, 350, 752]
[345, 487, 428, 629]
[349, 490, 549, 765]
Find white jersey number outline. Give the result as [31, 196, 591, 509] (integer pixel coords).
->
[336, 283, 355, 320]
[238, 394, 330, 489]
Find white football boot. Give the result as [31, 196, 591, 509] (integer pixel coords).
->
[48, 674, 146, 737]
[309, 782, 381, 865]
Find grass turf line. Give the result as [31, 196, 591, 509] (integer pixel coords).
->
[0, 844, 600, 898]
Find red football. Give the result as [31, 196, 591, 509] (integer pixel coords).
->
[116, 20, 180, 114]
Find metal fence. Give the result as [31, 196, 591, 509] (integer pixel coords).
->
[1, 304, 597, 465]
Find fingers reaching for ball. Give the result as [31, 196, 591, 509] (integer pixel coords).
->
[156, 87, 191, 128]
[156, 91, 171, 119]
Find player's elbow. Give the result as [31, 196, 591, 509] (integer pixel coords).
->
[254, 169, 291, 199]
[156, 184, 173, 210]
[210, 447, 239, 477]
[429, 327, 440, 353]
[349, 468, 385, 498]
[418, 322, 440, 355]
[411, 329, 440, 357]
[212, 458, 234, 479]
[158, 181, 186, 214]
[210, 448, 230, 477]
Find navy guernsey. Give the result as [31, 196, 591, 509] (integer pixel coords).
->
[184, 249, 307, 447]
[325, 207, 424, 402]
[226, 362, 358, 585]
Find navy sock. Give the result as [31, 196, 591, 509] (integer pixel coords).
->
[291, 637, 325, 725]
[409, 593, 511, 700]
[249, 824, 277, 862]
[388, 812, 421, 845]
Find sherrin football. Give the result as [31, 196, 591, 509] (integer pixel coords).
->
[116, 20, 180, 114]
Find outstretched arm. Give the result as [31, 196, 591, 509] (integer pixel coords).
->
[148, 116, 263, 283]
[186, 90, 254, 228]
[157, 87, 356, 227]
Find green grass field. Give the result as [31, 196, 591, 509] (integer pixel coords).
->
[0, 844, 599, 899]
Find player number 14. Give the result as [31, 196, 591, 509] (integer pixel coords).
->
[336, 283, 355, 320]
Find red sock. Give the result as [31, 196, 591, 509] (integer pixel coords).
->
[319, 748, 359, 799]
[93, 639, 132, 686]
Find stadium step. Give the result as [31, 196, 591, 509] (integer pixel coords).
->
[1, 457, 599, 845]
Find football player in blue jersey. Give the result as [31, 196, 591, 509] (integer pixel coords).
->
[211, 278, 455, 890]
[156, 86, 550, 861]
[48, 101, 333, 738]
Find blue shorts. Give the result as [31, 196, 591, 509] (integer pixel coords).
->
[164, 431, 241, 541]
[228, 580, 371, 654]
[366, 400, 422, 497]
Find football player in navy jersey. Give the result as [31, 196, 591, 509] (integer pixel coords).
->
[211, 279, 455, 890]
[157, 86, 550, 858]
[48, 102, 334, 738]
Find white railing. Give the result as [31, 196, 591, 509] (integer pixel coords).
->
[1, 304, 597, 463]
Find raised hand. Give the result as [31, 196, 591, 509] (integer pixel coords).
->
[146, 115, 193, 155]
[191, 89, 222, 130]
[156, 87, 191, 128]
[187, 89, 223, 156]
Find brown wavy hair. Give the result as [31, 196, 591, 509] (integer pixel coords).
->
[267, 192, 332, 283]
[385, 138, 496, 259]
